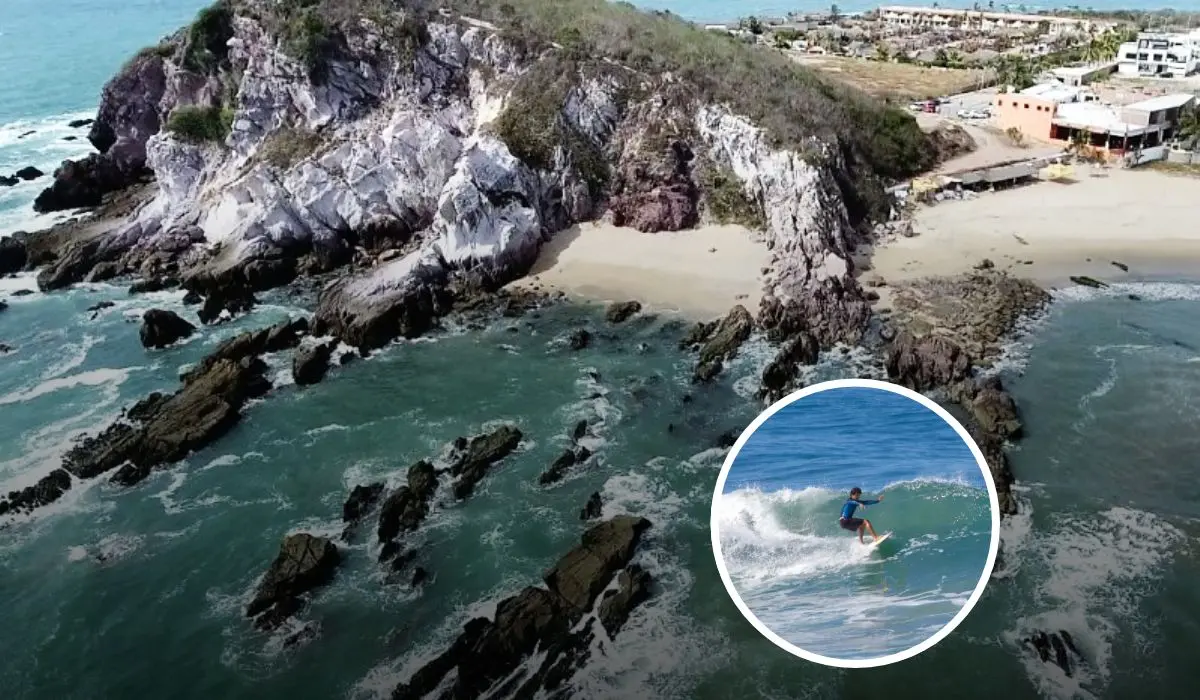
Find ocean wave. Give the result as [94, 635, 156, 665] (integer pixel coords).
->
[1054, 281, 1200, 304]
[0, 366, 134, 406]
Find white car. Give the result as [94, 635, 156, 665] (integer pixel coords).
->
[957, 109, 989, 120]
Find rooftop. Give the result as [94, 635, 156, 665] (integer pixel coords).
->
[1124, 93, 1197, 113]
[1053, 102, 1142, 135]
[1051, 62, 1116, 78]
[1020, 83, 1083, 103]
[877, 6, 1091, 23]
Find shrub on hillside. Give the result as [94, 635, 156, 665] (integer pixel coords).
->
[166, 105, 234, 143]
[183, 1, 235, 73]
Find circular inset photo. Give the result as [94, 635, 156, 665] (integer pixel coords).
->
[711, 378, 1000, 668]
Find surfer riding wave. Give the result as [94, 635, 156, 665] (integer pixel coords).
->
[839, 487, 884, 544]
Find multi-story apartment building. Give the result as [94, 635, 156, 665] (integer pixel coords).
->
[1117, 31, 1200, 78]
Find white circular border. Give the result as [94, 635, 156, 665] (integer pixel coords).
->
[710, 378, 1002, 669]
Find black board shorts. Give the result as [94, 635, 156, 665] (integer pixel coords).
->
[839, 517, 863, 531]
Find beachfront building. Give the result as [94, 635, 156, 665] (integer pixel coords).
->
[1116, 31, 1200, 79]
[993, 86, 1196, 153]
[877, 6, 1109, 35]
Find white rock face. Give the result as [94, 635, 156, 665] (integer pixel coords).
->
[695, 105, 866, 341]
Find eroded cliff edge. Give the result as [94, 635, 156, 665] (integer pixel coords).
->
[27, 0, 933, 351]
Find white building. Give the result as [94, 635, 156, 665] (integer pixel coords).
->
[1117, 31, 1200, 78]
[877, 6, 1109, 35]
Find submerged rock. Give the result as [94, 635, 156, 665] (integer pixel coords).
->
[1024, 630, 1084, 678]
[246, 533, 340, 631]
[1070, 275, 1107, 288]
[580, 491, 603, 520]
[139, 308, 195, 349]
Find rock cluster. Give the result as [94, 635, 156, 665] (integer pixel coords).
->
[680, 305, 754, 383]
[392, 516, 652, 700]
[1024, 630, 1086, 679]
[0, 318, 308, 518]
[139, 308, 196, 349]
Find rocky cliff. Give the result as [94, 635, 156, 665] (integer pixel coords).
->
[31, 0, 931, 349]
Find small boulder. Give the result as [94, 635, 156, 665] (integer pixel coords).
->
[14, 166, 44, 181]
[580, 491, 603, 520]
[605, 300, 642, 324]
[567, 328, 591, 351]
[292, 342, 336, 386]
[139, 309, 195, 349]
[0, 236, 27, 275]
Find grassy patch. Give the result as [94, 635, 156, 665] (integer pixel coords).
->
[257, 126, 325, 169]
[182, 1, 235, 73]
[697, 163, 765, 230]
[1147, 160, 1200, 178]
[266, 0, 428, 80]
[492, 55, 610, 189]
[166, 105, 235, 143]
[790, 54, 993, 103]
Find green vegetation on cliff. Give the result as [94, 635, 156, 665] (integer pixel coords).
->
[166, 105, 235, 143]
[183, 1, 235, 72]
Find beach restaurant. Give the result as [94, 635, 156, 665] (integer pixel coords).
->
[993, 87, 1195, 154]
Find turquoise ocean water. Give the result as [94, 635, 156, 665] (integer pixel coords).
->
[717, 387, 991, 661]
[3, 3, 1200, 700]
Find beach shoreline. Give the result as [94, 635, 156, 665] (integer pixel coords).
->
[507, 221, 770, 321]
[862, 165, 1200, 308]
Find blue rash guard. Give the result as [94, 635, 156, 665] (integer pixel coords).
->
[840, 498, 879, 520]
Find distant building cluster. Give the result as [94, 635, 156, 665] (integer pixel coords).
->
[1117, 31, 1200, 79]
[877, 5, 1113, 35]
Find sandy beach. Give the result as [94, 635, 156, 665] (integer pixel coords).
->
[510, 222, 770, 320]
[864, 164, 1200, 306]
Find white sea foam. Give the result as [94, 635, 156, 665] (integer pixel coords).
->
[1007, 506, 1186, 699]
[0, 366, 134, 405]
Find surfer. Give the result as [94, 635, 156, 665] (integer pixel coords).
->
[839, 487, 883, 545]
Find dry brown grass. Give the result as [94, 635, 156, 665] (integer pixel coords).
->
[1147, 160, 1200, 178]
[790, 55, 994, 102]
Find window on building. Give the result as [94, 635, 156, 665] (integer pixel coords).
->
[1125, 53, 1136, 59]
[1153, 53, 1163, 61]
[1024, 103, 1030, 109]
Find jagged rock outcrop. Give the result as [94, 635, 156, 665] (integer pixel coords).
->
[885, 331, 971, 392]
[139, 308, 196, 348]
[447, 425, 524, 500]
[391, 515, 652, 700]
[342, 482, 385, 538]
[1024, 630, 1085, 678]
[246, 533, 340, 632]
[758, 330, 819, 403]
[0, 469, 72, 518]
[605, 300, 642, 324]
[377, 460, 439, 565]
[686, 305, 754, 383]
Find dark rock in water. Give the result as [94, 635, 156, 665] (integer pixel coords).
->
[0, 469, 71, 517]
[68, 118, 94, 129]
[342, 482, 385, 533]
[449, 425, 523, 499]
[86, 300, 115, 314]
[715, 429, 739, 449]
[17, 130, 34, 139]
[597, 564, 652, 635]
[0, 343, 12, 353]
[692, 358, 722, 383]
[1110, 260, 1129, 272]
[758, 331, 819, 403]
[63, 135, 78, 142]
[1069, 275, 1107, 289]
[0, 236, 26, 275]
[567, 328, 591, 351]
[580, 491, 603, 520]
[128, 277, 176, 295]
[885, 331, 971, 392]
[51, 321, 305, 494]
[377, 461, 439, 560]
[292, 342, 336, 386]
[691, 305, 753, 383]
[14, 166, 44, 181]
[679, 319, 717, 350]
[10, 289, 34, 297]
[311, 261, 450, 349]
[33, 154, 133, 213]
[36, 238, 112, 291]
[1024, 630, 1084, 678]
[411, 567, 429, 587]
[1127, 294, 1141, 301]
[960, 376, 1023, 440]
[246, 533, 340, 631]
[0, 176, 16, 187]
[391, 516, 651, 700]
[605, 300, 642, 324]
[339, 351, 356, 366]
[0, 302, 7, 314]
[139, 309, 196, 349]
[181, 289, 202, 305]
[539, 446, 592, 485]
[974, 258, 994, 270]
[571, 419, 589, 443]
[197, 286, 257, 324]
